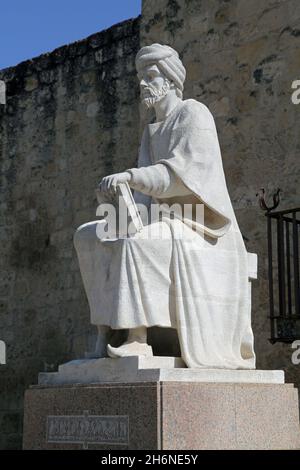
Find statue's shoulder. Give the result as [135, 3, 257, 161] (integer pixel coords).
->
[179, 99, 215, 128]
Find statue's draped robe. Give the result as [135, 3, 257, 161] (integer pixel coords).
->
[74, 99, 256, 369]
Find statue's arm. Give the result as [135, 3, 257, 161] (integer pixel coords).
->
[127, 163, 190, 198]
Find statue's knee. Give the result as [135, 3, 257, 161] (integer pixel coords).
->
[73, 221, 99, 248]
[74, 225, 86, 249]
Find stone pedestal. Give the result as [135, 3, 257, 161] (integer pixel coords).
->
[23, 358, 300, 450]
[38, 356, 285, 385]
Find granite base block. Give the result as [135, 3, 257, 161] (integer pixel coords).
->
[23, 381, 300, 450]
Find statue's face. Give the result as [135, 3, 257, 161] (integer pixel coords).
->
[138, 64, 171, 108]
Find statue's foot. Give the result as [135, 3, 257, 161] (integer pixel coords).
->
[107, 341, 153, 358]
[85, 326, 111, 358]
[85, 343, 108, 359]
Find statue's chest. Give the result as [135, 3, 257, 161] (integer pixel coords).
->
[148, 124, 171, 164]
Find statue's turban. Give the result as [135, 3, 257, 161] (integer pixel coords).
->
[136, 44, 186, 96]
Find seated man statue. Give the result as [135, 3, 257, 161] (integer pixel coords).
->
[74, 43, 256, 369]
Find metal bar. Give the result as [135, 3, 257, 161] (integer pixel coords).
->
[266, 207, 300, 217]
[281, 216, 300, 225]
[293, 213, 300, 316]
[268, 216, 275, 339]
[269, 316, 300, 320]
[285, 220, 292, 315]
[265, 208, 299, 342]
[277, 215, 286, 316]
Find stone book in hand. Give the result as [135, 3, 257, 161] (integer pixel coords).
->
[95, 182, 143, 238]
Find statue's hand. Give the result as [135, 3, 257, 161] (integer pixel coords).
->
[99, 171, 131, 193]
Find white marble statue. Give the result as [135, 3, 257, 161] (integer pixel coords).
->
[74, 43, 256, 369]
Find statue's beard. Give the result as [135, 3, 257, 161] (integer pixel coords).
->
[141, 82, 171, 108]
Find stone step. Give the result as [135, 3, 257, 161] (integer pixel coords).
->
[38, 356, 285, 386]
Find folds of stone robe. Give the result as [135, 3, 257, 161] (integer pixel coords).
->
[73, 169, 189, 331]
[74, 98, 256, 369]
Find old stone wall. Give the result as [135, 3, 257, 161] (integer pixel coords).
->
[0, 0, 300, 450]
[0, 17, 140, 449]
[141, 0, 300, 382]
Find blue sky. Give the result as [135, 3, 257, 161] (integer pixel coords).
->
[0, 1, 141, 70]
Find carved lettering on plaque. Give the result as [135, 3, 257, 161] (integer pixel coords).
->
[47, 414, 129, 447]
